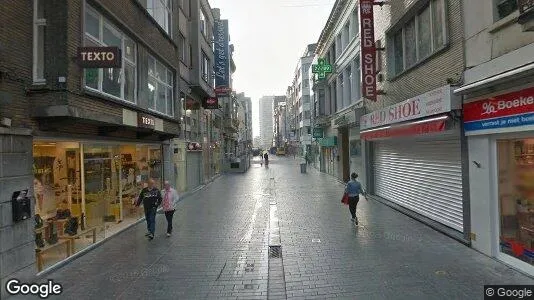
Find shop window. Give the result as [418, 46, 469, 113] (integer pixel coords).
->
[84, 5, 137, 103]
[33, 141, 163, 272]
[498, 139, 534, 266]
[495, 0, 518, 20]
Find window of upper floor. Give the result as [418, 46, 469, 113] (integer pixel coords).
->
[387, 0, 447, 78]
[201, 51, 210, 83]
[33, 0, 46, 84]
[84, 5, 137, 103]
[200, 8, 208, 38]
[494, 0, 518, 21]
[148, 55, 174, 116]
[179, 32, 186, 64]
[141, 0, 172, 35]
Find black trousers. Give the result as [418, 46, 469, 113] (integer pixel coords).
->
[348, 196, 359, 218]
[164, 210, 175, 234]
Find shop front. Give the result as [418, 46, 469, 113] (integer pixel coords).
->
[319, 135, 337, 177]
[360, 85, 468, 241]
[462, 84, 534, 275]
[33, 139, 163, 271]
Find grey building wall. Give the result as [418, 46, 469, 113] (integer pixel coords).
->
[0, 129, 34, 299]
[367, 0, 465, 112]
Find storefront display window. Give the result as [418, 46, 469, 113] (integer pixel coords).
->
[498, 138, 534, 266]
[33, 140, 162, 272]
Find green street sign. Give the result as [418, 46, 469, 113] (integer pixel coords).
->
[312, 58, 332, 80]
[312, 128, 324, 138]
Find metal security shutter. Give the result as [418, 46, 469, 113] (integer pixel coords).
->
[373, 139, 463, 232]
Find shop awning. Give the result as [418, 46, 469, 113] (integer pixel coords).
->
[360, 115, 448, 140]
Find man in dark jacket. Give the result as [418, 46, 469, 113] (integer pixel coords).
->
[135, 179, 162, 240]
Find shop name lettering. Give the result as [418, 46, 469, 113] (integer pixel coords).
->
[369, 99, 421, 125]
[79, 51, 115, 62]
[141, 117, 155, 126]
[215, 21, 227, 81]
[481, 96, 534, 115]
[480, 114, 534, 128]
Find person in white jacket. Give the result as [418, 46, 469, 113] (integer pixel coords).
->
[162, 181, 180, 237]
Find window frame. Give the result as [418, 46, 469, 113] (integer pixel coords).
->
[83, 4, 138, 104]
[387, 0, 448, 79]
[201, 51, 209, 83]
[200, 8, 207, 37]
[33, 0, 47, 84]
[179, 32, 186, 63]
[494, 0, 518, 21]
[147, 55, 175, 117]
[145, 0, 173, 36]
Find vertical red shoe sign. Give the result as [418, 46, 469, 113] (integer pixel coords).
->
[360, 0, 377, 101]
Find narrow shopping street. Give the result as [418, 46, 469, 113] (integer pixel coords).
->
[17, 157, 534, 300]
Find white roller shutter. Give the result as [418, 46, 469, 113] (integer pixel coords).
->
[372, 139, 463, 232]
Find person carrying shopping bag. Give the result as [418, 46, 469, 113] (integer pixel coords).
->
[162, 181, 180, 237]
[345, 173, 366, 225]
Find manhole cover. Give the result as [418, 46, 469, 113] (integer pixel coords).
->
[312, 239, 321, 243]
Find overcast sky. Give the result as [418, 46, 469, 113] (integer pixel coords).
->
[209, 0, 335, 137]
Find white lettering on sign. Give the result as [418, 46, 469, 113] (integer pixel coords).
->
[80, 51, 115, 62]
[360, 0, 377, 101]
[141, 116, 155, 126]
[497, 96, 534, 110]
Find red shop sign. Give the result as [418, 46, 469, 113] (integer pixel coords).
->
[463, 86, 534, 122]
[360, 0, 377, 101]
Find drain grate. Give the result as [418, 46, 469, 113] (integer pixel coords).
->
[269, 245, 282, 258]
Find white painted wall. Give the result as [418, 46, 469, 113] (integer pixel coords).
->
[467, 135, 494, 256]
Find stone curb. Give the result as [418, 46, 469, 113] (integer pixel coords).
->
[34, 174, 223, 278]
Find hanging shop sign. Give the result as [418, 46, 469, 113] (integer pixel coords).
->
[360, 85, 457, 130]
[214, 19, 230, 89]
[311, 58, 332, 80]
[186, 142, 202, 151]
[360, 0, 377, 101]
[463, 86, 534, 135]
[312, 127, 324, 138]
[215, 87, 232, 95]
[202, 97, 219, 109]
[137, 113, 155, 129]
[185, 98, 201, 110]
[77, 47, 121, 68]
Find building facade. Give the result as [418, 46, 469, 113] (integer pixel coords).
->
[0, 0, 193, 293]
[359, 0, 468, 242]
[259, 96, 275, 150]
[274, 101, 288, 149]
[454, 0, 534, 275]
[314, 0, 363, 181]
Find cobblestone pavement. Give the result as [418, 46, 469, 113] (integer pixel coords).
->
[11, 156, 534, 299]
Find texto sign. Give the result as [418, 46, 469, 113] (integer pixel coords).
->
[77, 47, 121, 68]
[360, 0, 377, 101]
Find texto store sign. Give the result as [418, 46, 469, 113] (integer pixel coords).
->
[463, 86, 534, 134]
[360, 85, 454, 130]
[77, 47, 121, 68]
[360, 0, 377, 101]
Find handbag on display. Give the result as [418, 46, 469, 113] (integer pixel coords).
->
[341, 193, 349, 205]
[34, 214, 44, 229]
[46, 222, 58, 245]
[64, 217, 79, 236]
[55, 209, 71, 220]
[35, 232, 45, 248]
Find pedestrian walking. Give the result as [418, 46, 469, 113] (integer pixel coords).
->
[345, 173, 366, 225]
[135, 179, 162, 240]
[162, 181, 180, 237]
